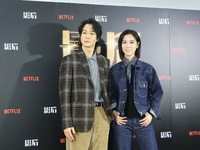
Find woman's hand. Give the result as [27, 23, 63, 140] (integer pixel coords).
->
[139, 112, 152, 127]
[113, 110, 127, 125]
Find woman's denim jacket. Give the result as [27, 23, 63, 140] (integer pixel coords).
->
[110, 60, 163, 119]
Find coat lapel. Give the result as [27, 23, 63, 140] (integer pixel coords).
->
[96, 54, 105, 85]
[76, 50, 93, 83]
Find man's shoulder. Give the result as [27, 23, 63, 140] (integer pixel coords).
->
[97, 53, 109, 62]
[62, 51, 80, 60]
[96, 53, 107, 59]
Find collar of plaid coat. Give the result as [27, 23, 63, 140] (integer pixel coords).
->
[75, 49, 108, 83]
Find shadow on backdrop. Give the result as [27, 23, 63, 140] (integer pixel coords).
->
[1, 23, 67, 150]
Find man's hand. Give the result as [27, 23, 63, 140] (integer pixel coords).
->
[64, 127, 76, 142]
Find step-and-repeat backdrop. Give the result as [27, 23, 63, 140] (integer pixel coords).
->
[0, 1, 200, 150]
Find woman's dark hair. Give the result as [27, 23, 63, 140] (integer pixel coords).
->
[78, 18, 102, 49]
[118, 29, 141, 60]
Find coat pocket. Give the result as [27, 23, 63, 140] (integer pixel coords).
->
[137, 80, 148, 98]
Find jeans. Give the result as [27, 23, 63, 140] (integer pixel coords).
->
[114, 117, 158, 150]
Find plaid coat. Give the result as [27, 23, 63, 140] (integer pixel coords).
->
[59, 49, 111, 132]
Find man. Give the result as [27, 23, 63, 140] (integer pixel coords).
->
[59, 18, 111, 150]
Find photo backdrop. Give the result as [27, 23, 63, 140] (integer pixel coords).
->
[0, 1, 200, 150]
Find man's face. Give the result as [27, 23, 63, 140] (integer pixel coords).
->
[80, 24, 98, 50]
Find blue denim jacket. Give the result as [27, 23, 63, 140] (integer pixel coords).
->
[110, 59, 163, 119]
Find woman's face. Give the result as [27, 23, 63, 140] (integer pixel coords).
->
[122, 34, 139, 60]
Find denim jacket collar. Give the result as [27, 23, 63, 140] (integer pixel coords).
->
[118, 59, 144, 71]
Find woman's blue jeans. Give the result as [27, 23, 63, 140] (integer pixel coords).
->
[114, 117, 158, 150]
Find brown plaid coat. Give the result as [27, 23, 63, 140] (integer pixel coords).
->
[59, 49, 111, 132]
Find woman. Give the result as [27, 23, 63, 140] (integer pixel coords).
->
[110, 29, 163, 150]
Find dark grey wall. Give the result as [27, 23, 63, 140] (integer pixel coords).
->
[0, 1, 200, 150]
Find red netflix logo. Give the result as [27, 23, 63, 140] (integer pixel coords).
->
[23, 76, 40, 81]
[159, 76, 171, 80]
[126, 18, 140, 23]
[59, 15, 74, 20]
[4, 109, 21, 114]
[187, 20, 199, 25]
[60, 138, 66, 143]
[172, 48, 185, 52]
[189, 131, 200, 136]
